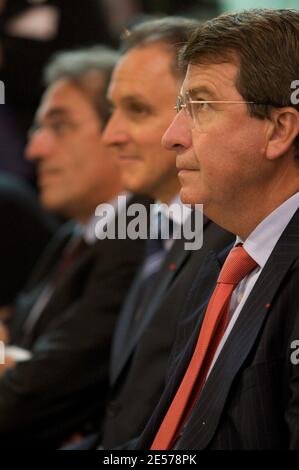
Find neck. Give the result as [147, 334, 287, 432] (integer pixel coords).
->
[211, 185, 299, 241]
[75, 185, 124, 226]
[152, 178, 181, 205]
[76, 213, 93, 226]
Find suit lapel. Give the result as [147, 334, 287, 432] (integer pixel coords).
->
[178, 208, 299, 449]
[24, 243, 97, 346]
[25, 223, 75, 289]
[135, 249, 221, 448]
[11, 227, 74, 344]
[29, 194, 151, 345]
[109, 263, 147, 382]
[110, 214, 211, 386]
[110, 237, 191, 386]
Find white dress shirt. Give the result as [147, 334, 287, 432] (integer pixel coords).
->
[206, 191, 299, 379]
[152, 194, 192, 251]
[23, 192, 131, 336]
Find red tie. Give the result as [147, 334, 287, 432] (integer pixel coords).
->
[151, 245, 258, 450]
[54, 235, 87, 282]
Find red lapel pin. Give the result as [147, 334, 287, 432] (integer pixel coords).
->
[169, 263, 177, 271]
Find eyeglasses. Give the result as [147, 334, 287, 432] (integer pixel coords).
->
[28, 119, 81, 140]
[175, 93, 257, 129]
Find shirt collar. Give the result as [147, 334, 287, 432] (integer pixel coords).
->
[150, 194, 192, 251]
[236, 192, 299, 269]
[153, 193, 192, 228]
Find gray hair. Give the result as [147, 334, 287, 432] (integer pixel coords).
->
[121, 17, 200, 78]
[43, 46, 120, 126]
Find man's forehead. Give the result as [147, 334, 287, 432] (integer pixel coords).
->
[107, 75, 151, 102]
[35, 105, 70, 123]
[108, 64, 176, 105]
[36, 80, 90, 121]
[181, 62, 239, 95]
[36, 90, 71, 122]
[120, 42, 173, 68]
[111, 45, 174, 88]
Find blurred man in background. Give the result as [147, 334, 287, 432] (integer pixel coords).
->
[0, 45, 148, 448]
[0, 0, 113, 183]
[0, 173, 56, 307]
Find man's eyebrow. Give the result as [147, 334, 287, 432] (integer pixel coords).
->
[119, 95, 154, 114]
[106, 95, 150, 109]
[186, 86, 219, 100]
[35, 106, 69, 123]
[34, 107, 71, 127]
[121, 95, 150, 106]
[44, 108, 70, 119]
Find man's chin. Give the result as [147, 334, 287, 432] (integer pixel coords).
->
[179, 187, 200, 206]
[121, 176, 148, 196]
[40, 193, 64, 214]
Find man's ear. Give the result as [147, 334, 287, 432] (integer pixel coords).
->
[265, 107, 299, 160]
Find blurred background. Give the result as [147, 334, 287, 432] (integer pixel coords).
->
[0, 0, 298, 186]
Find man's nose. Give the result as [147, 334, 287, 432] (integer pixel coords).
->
[102, 112, 130, 147]
[162, 111, 192, 152]
[25, 129, 55, 161]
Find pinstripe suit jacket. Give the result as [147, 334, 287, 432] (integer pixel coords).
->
[102, 217, 234, 449]
[134, 208, 299, 450]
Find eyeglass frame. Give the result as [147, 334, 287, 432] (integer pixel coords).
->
[175, 93, 286, 127]
[27, 115, 101, 140]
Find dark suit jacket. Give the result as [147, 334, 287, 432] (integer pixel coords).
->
[134, 208, 299, 450]
[101, 215, 234, 449]
[0, 173, 56, 305]
[0, 195, 149, 448]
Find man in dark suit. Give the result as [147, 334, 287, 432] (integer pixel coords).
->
[0, 172, 56, 306]
[0, 46, 148, 448]
[134, 9, 299, 450]
[78, 17, 233, 450]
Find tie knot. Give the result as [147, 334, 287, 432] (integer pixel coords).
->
[217, 245, 258, 286]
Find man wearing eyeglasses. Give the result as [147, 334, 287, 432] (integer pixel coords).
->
[134, 9, 299, 450]
[0, 46, 149, 448]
